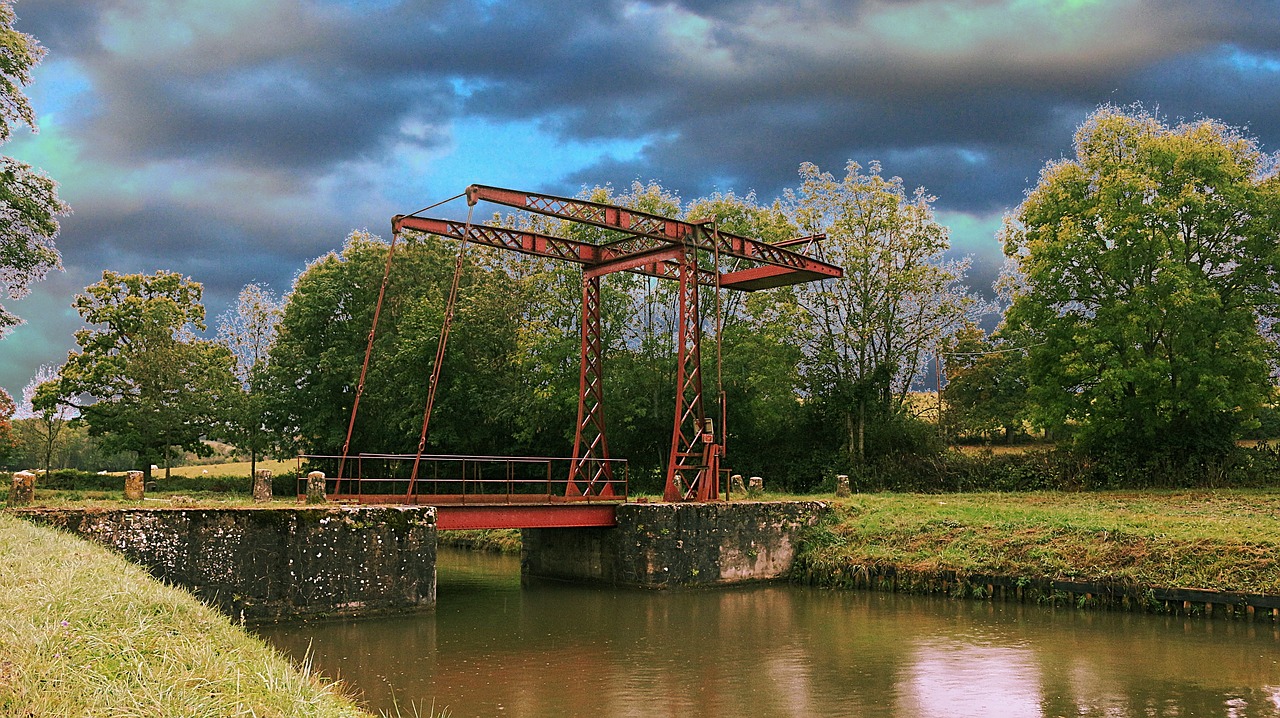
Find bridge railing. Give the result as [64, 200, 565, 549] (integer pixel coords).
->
[296, 453, 628, 504]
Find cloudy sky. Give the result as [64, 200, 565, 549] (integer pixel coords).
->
[2, 0, 1279, 399]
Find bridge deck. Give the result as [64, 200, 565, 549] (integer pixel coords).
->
[325, 495, 621, 529]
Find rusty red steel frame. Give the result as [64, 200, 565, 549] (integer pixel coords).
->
[300, 453, 625, 528]
[341, 184, 841, 504]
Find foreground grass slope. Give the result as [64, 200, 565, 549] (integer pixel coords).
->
[0, 514, 372, 718]
[795, 490, 1280, 594]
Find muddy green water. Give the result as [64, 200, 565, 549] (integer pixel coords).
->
[256, 549, 1280, 717]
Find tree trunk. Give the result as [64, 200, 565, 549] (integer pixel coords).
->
[857, 399, 866, 461]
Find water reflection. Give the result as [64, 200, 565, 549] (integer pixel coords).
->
[255, 549, 1280, 717]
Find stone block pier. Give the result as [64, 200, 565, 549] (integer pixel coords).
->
[9, 501, 829, 621]
[11, 506, 438, 622]
[522, 501, 829, 587]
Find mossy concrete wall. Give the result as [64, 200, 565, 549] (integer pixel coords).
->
[11, 506, 437, 622]
[521, 501, 829, 587]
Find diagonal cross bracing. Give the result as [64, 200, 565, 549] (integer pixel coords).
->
[462, 184, 842, 287]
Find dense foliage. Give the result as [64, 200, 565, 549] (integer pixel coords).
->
[259, 175, 974, 491]
[1002, 106, 1280, 464]
[789, 161, 979, 460]
[39, 271, 240, 479]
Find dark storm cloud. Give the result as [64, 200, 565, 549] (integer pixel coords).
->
[530, 1, 1280, 211]
[1120, 48, 1280, 137]
[86, 64, 452, 172]
[54, 200, 352, 298]
[12, 0, 100, 50]
[7, 0, 1280, 400]
[25, 0, 1280, 200]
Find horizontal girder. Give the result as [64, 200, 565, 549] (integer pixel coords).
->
[463, 184, 842, 287]
[393, 215, 723, 286]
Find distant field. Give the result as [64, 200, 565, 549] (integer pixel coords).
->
[161, 459, 299, 478]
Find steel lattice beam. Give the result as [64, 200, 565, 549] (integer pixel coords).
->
[568, 275, 614, 497]
[463, 184, 842, 289]
[663, 246, 717, 502]
[392, 216, 721, 286]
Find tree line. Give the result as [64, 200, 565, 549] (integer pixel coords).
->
[5, 106, 1280, 491]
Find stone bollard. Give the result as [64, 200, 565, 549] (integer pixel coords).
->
[253, 469, 273, 503]
[305, 471, 328, 504]
[730, 473, 746, 496]
[9, 471, 36, 506]
[747, 476, 764, 498]
[671, 472, 687, 499]
[836, 474, 851, 498]
[124, 470, 145, 500]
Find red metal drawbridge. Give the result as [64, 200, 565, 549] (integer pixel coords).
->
[312, 184, 840, 526]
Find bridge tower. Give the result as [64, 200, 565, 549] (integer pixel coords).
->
[357, 185, 840, 502]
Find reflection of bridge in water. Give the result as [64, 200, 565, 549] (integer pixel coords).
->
[299, 453, 628, 530]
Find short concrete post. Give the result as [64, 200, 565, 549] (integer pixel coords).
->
[836, 474, 851, 498]
[9, 470, 35, 506]
[124, 470, 145, 501]
[747, 476, 764, 498]
[671, 472, 687, 499]
[730, 474, 746, 495]
[305, 471, 327, 504]
[252, 469, 273, 503]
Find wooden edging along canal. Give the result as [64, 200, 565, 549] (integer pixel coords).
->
[793, 565, 1280, 621]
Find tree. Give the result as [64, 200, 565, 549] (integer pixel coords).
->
[40, 271, 240, 479]
[682, 190, 830, 488]
[15, 363, 74, 473]
[940, 328, 1029, 443]
[0, 386, 15, 468]
[266, 231, 528, 458]
[216, 283, 283, 477]
[0, 1, 68, 335]
[787, 161, 978, 462]
[1001, 105, 1280, 462]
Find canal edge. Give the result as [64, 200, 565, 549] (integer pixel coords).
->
[790, 563, 1280, 621]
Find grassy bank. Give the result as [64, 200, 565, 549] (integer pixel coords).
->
[793, 490, 1280, 596]
[0, 514, 374, 717]
[438, 529, 522, 554]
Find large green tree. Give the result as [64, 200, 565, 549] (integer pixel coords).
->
[1002, 105, 1280, 461]
[266, 231, 528, 459]
[0, 1, 67, 334]
[40, 271, 240, 479]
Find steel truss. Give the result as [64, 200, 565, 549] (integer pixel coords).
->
[390, 185, 841, 502]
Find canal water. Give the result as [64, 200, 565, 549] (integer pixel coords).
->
[256, 548, 1280, 717]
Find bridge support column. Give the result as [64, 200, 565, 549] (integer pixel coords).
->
[521, 501, 828, 587]
[12, 506, 437, 622]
